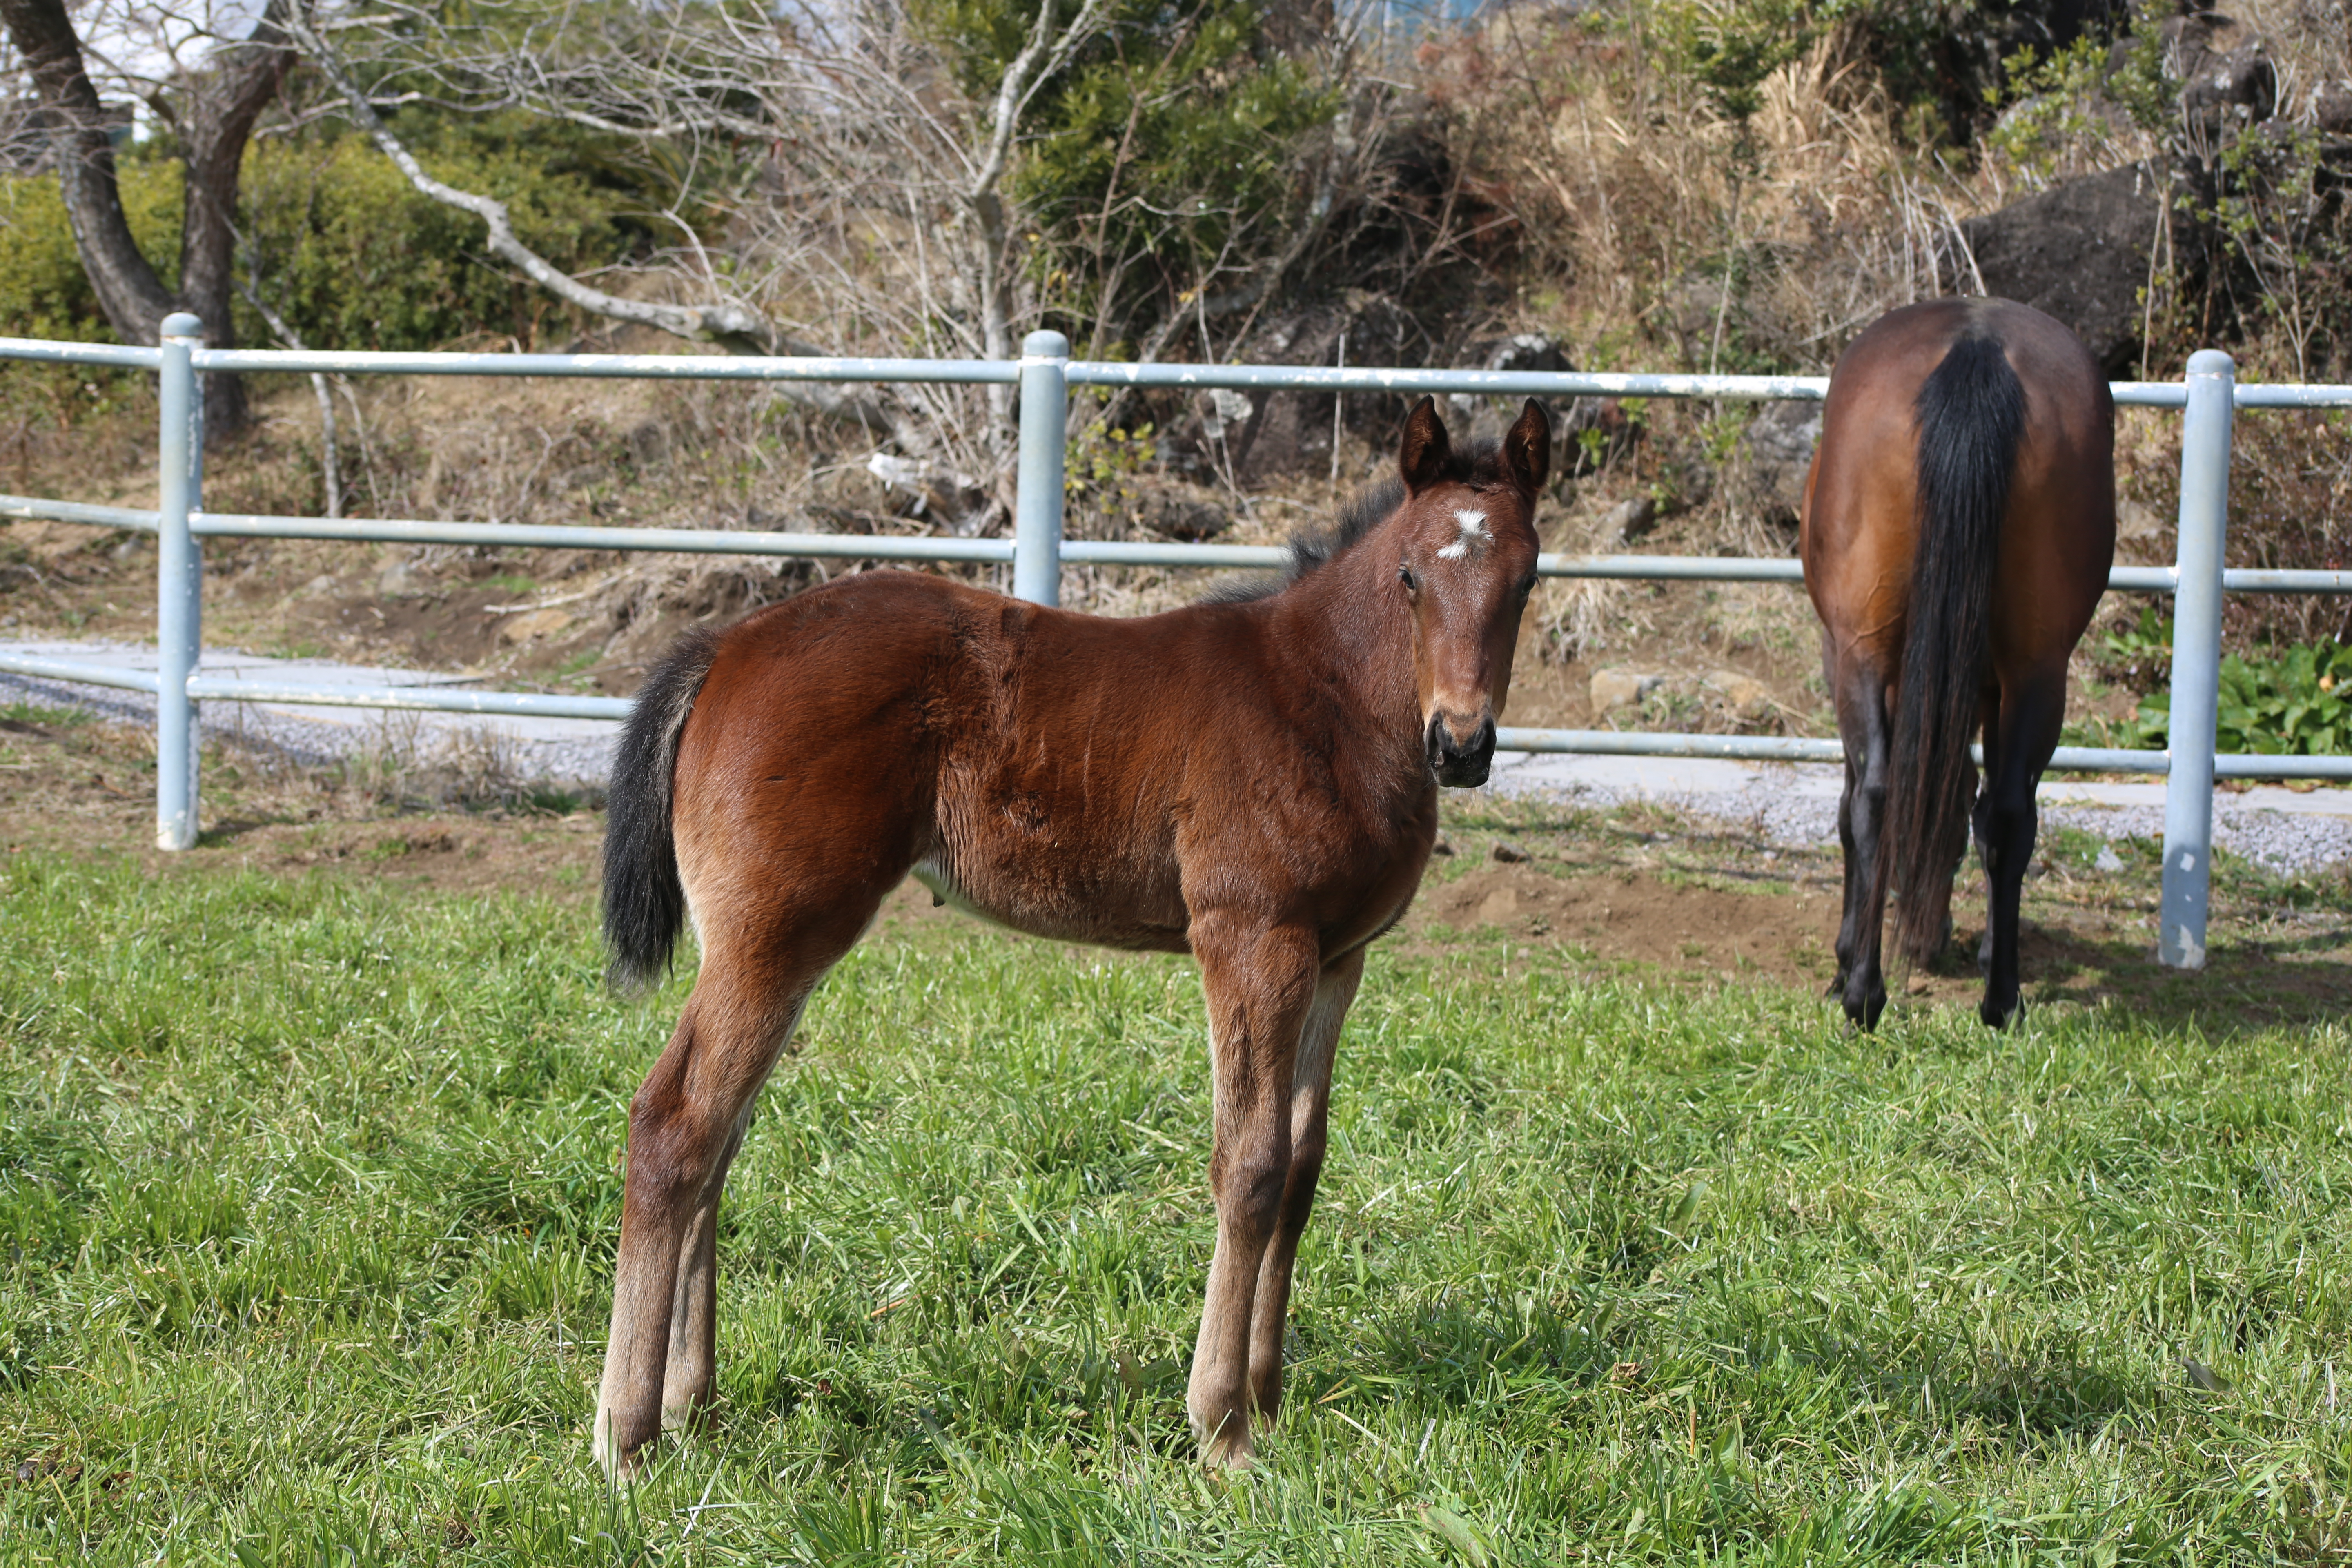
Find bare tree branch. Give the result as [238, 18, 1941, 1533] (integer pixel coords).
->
[289, 0, 777, 354]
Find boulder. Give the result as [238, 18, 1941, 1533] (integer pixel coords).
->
[2314, 80, 2352, 136]
[2161, 11, 2276, 138]
[1735, 400, 1822, 532]
[1960, 160, 2168, 376]
[1590, 668, 1664, 713]
[1704, 669, 1774, 716]
[1597, 495, 1657, 545]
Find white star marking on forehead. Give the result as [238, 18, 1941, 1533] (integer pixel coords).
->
[1435, 508, 1492, 560]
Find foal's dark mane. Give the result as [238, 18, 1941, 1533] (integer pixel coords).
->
[1200, 438, 1517, 605]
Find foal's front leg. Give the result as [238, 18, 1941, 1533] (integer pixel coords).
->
[1245, 948, 1365, 1427]
[1186, 915, 1321, 1468]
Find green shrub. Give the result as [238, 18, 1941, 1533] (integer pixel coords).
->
[0, 157, 183, 341]
[237, 117, 638, 352]
[0, 118, 635, 357]
[2072, 610, 2352, 756]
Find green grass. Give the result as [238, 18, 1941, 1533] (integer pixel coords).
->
[1, 854, 2348, 1564]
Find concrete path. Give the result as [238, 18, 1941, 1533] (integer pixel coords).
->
[7, 641, 2351, 868]
[0, 640, 618, 785]
[1484, 751, 2352, 873]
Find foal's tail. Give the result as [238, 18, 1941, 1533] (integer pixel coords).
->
[604, 626, 724, 993]
[1884, 332, 2026, 964]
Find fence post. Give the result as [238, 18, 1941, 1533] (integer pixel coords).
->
[1012, 329, 1069, 606]
[155, 312, 205, 851]
[2159, 348, 2233, 968]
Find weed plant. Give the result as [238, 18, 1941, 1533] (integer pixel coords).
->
[2073, 609, 2352, 757]
[0, 855, 2346, 1562]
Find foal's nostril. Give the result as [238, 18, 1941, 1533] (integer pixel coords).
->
[1425, 713, 1497, 785]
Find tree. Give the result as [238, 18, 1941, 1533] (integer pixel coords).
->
[0, 0, 292, 436]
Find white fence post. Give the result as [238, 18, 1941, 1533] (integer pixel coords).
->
[1012, 330, 1069, 606]
[155, 313, 205, 851]
[2159, 349, 2234, 968]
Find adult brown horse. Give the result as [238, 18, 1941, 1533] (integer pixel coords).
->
[592, 397, 1550, 1477]
[1802, 297, 2114, 1031]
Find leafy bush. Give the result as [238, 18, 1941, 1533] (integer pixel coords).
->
[0, 157, 184, 341]
[2075, 611, 2352, 756]
[0, 117, 637, 357]
[914, 0, 1336, 357]
[238, 116, 641, 352]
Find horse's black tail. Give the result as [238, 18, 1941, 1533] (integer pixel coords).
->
[603, 626, 724, 993]
[1884, 332, 2026, 965]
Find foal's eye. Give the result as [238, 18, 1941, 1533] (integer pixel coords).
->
[1517, 574, 1537, 604]
[1398, 565, 1418, 592]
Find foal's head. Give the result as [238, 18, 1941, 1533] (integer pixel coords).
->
[1388, 397, 1549, 787]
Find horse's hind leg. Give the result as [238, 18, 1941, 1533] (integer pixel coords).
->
[1978, 672, 2065, 1027]
[1830, 658, 1892, 1029]
[593, 878, 885, 1477]
[1245, 948, 1365, 1428]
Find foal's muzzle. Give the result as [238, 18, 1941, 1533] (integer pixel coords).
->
[1426, 713, 1497, 788]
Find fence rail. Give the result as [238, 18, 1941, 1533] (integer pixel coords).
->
[4, 323, 2350, 970]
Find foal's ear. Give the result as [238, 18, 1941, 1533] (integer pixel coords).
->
[1398, 396, 1452, 494]
[1503, 399, 1551, 498]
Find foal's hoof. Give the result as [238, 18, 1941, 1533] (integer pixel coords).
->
[591, 1412, 650, 1486]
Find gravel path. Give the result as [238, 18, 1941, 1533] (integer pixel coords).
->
[1482, 752, 2352, 875]
[10, 642, 2352, 871]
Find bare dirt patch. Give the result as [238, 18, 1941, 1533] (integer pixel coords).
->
[4, 706, 2349, 1028]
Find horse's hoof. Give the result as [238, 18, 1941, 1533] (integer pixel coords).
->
[1842, 989, 1886, 1032]
[1978, 993, 2018, 1029]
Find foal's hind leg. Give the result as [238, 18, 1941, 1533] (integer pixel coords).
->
[593, 881, 884, 1478]
[1245, 948, 1365, 1428]
[1977, 673, 2065, 1027]
[1829, 660, 1892, 1029]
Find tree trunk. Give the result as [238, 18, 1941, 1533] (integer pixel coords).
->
[177, 1, 294, 438]
[0, 0, 176, 336]
[0, 0, 289, 440]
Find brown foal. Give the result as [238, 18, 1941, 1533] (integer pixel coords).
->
[594, 397, 1551, 1476]
[1802, 298, 2114, 1029]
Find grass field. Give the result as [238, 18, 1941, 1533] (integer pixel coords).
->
[1, 845, 2348, 1565]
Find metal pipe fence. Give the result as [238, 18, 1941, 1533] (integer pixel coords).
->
[4, 319, 2350, 969]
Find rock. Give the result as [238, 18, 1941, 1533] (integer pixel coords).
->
[1140, 483, 1229, 541]
[1704, 669, 1773, 714]
[1211, 301, 1407, 483]
[1561, 396, 1639, 476]
[2117, 498, 2166, 541]
[1597, 495, 1657, 544]
[2162, 11, 2276, 138]
[1961, 161, 2169, 376]
[1432, 836, 1455, 856]
[1492, 840, 1530, 863]
[1736, 401, 1822, 531]
[1448, 335, 1573, 438]
[300, 573, 338, 599]
[498, 607, 575, 645]
[2316, 80, 2352, 137]
[2094, 843, 2123, 872]
[376, 558, 427, 597]
[1590, 668, 1665, 713]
